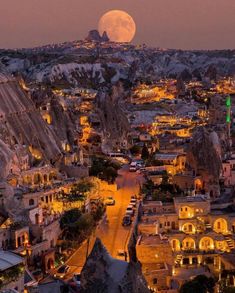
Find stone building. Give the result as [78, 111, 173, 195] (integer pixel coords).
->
[136, 234, 174, 290]
[139, 195, 235, 290]
[221, 157, 235, 186]
[154, 152, 186, 175]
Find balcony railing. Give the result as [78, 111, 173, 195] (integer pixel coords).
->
[175, 249, 221, 255]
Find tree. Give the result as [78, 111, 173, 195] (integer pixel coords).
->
[102, 166, 118, 183]
[60, 208, 94, 241]
[89, 157, 104, 176]
[89, 157, 120, 183]
[91, 202, 106, 222]
[130, 145, 142, 156]
[71, 179, 94, 196]
[161, 172, 169, 185]
[180, 275, 215, 293]
[60, 209, 81, 229]
[141, 179, 155, 196]
[67, 180, 94, 202]
[141, 144, 149, 160]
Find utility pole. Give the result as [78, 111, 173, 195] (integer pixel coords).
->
[86, 237, 90, 261]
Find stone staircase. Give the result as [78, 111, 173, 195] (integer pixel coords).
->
[175, 254, 183, 265]
[205, 223, 212, 230]
[225, 235, 235, 250]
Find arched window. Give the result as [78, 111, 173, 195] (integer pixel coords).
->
[182, 222, 196, 234]
[34, 173, 41, 185]
[214, 218, 228, 234]
[29, 198, 34, 206]
[182, 237, 196, 250]
[153, 278, 158, 284]
[35, 213, 40, 225]
[199, 237, 214, 251]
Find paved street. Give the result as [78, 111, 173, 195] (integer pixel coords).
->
[66, 165, 144, 277]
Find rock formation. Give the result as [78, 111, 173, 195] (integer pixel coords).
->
[192, 68, 202, 81]
[187, 127, 222, 197]
[80, 238, 149, 293]
[86, 30, 110, 43]
[96, 83, 130, 152]
[86, 30, 102, 42]
[187, 127, 222, 179]
[205, 64, 217, 81]
[178, 68, 192, 82]
[101, 31, 110, 42]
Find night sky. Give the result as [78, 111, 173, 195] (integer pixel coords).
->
[1, 0, 235, 49]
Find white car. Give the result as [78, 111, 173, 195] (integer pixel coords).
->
[54, 265, 70, 279]
[129, 199, 136, 208]
[126, 205, 134, 217]
[104, 196, 115, 206]
[130, 198, 137, 205]
[129, 162, 137, 172]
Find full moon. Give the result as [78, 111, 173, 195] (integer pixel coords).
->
[98, 10, 136, 43]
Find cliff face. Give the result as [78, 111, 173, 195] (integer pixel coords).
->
[80, 238, 149, 293]
[96, 83, 130, 152]
[0, 68, 63, 178]
[31, 88, 77, 146]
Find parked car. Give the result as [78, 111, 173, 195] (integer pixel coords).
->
[129, 200, 136, 208]
[104, 196, 115, 206]
[54, 265, 70, 279]
[126, 205, 134, 217]
[129, 162, 137, 172]
[116, 249, 127, 260]
[129, 166, 137, 172]
[130, 198, 137, 206]
[122, 215, 132, 226]
[136, 163, 143, 168]
[73, 273, 81, 287]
